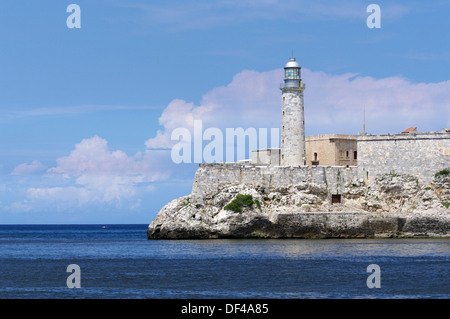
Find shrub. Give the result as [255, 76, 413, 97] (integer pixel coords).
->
[388, 172, 400, 177]
[435, 169, 450, 178]
[224, 194, 261, 213]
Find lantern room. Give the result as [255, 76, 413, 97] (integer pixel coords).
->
[283, 57, 301, 88]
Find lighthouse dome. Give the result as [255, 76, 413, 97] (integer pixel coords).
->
[284, 57, 300, 68]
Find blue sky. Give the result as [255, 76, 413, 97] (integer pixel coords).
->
[0, 0, 449, 224]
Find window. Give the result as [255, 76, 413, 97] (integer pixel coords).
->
[285, 68, 299, 80]
[332, 194, 342, 204]
[346, 151, 349, 159]
[312, 152, 319, 165]
[354, 151, 357, 160]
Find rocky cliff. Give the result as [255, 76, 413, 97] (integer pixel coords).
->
[147, 166, 450, 239]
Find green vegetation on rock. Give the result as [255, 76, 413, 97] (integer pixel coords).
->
[224, 194, 261, 213]
[435, 169, 450, 178]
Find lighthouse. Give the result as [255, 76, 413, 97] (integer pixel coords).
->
[280, 57, 306, 166]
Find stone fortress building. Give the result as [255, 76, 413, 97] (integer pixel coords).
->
[249, 57, 450, 184]
[305, 134, 357, 167]
[199, 56, 450, 210]
[216, 55, 450, 211]
[148, 57, 450, 239]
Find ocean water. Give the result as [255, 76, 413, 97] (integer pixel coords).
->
[0, 224, 448, 299]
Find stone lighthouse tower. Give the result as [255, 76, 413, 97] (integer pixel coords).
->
[280, 57, 306, 166]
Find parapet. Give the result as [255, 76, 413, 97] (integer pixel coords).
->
[251, 148, 280, 166]
[358, 130, 450, 142]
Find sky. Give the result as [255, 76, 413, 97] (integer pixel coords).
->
[0, 0, 449, 224]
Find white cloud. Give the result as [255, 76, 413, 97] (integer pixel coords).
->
[304, 71, 450, 133]
[26, 136, 169, 208]
[26, 177, 137, 207]
[11, 160, 46, 175]
[404, 51, 450, 62]
[48, 136, 169, 177]
[8, 201, 33, 213]
[120, 0, 410, 32]
[145, 67, 450, 150]
[0, 105, 161, 122]
[145, 69, 281, 149]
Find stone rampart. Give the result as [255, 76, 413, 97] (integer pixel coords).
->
[358, 132, 450, 184]
[192, 163, 358, 199]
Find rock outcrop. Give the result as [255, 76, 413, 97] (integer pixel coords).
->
[148, 168, 450, 239]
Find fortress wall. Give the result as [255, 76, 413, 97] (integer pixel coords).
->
[358, 132, 450, 184]
[191, 163, 241, 197]
[190, 132, 450, 201]
[191, 163, 359, 198]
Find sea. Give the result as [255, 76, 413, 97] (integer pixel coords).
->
[0, 224, 448, 300]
